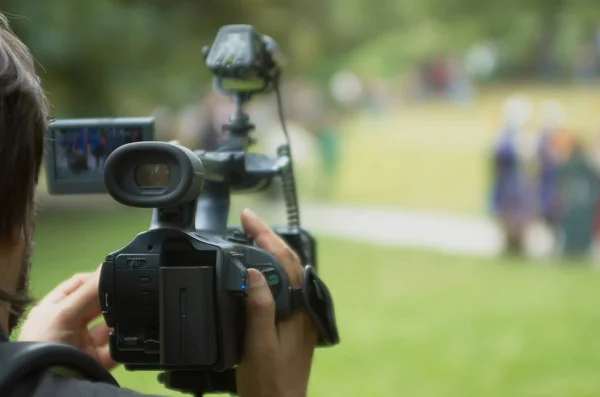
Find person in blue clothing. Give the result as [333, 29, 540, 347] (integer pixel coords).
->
[76, 128, 87, 151]
[60, 128, 88, 174]
[87, 128, 107, 171]
[105, 128, 128, 154]
[314, 111, 341, 200]
[56, 132, 74, 174]
[58, 131, 74, 150]
[535, 100, 567, 236]
[490, 96, 535, 255]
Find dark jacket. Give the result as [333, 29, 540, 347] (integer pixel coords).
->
[0, 331, 164, 397]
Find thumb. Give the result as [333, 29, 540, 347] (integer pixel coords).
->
[244, 269, 278, 352]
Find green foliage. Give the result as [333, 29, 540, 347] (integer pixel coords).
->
[1, 0, 600, 115]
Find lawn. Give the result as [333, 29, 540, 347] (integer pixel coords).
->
[28, 208, 600, 397]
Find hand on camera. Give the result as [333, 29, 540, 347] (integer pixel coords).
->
[236, 209, 318, 397]
[18, 268, 116, 370]
[16, 209, 318, 395]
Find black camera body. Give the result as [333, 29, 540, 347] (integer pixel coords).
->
[99, 227, 295, 371]
[46, 25, 338, 396]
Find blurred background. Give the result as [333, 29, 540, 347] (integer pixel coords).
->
[5, 0, 600, 395]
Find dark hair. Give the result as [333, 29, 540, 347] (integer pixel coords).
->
[0, 14, 48, 307]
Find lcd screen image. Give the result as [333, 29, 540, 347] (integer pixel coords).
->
[54, 127, 143, 179]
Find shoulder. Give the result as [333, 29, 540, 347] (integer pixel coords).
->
[11, 371, 165, 397]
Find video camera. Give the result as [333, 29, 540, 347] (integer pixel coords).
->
[44, 25, 339, 396]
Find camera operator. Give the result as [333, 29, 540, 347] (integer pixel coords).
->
[0, 14, 317, 397]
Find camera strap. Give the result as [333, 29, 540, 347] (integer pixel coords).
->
[289, 266, 340, 347]
[0, 341, 119, 396]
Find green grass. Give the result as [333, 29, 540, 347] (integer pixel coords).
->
[29, 209, 600, 397]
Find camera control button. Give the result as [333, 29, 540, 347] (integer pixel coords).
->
[261, 268, 280, 286]
[226, 229, 254, 245]
[260, 267, 282, 297]
[228, 259, 249, 297]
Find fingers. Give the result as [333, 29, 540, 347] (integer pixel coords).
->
[241, 209, 303, 287]
[57, 268, 102, 323]
[89, 323, 117, 370]
[243, 269, 279, 352]
[38, 272, 95, 305]
[96, 344, 117, 370]
[241, 209, 316, 347]
[89, 323, 111, 347]
[277, 311, 318, 353]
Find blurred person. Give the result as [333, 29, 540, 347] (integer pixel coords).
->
[595, 27, 600, 70]
[590, 123, 600, 246]
[177, 88, 233, 151]
[61, 129, 89, 174]
[200, 89, 233, 149]
[405, 63, 429, 102]
[490, 95, 535, 255]
[282, 78, 342, 200]
[445, 55, 474, 105]
[0, 13, 318, 397]
[249, 97, 284, 202]
[464, 42, 499, 82]
[88, 129, 107, 171]
[313, 110, 342, 200]
[535, 100, 568, 238]
[151, 106, 177, 142]
[428, 55, 451, 95]
[590, 120, 600, 173]
[107, 127, 128, 150]
[537, 35, 560, 81]
[329, 70, 363, 110]
[128, 128, 142, 143]
[176, 103, 206, 148]
[556, 139, 600, 256]
[252, 79, 321, 202]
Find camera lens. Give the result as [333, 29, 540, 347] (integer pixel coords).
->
[135, 163, 170, 187]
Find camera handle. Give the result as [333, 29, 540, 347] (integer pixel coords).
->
[194, 180, 231, 232]
[191, 150, 290, 232]
[192, 90, 257, 233]
[190, 88, 295, 233]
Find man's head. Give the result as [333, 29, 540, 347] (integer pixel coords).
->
[0, 13, 48, 335]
